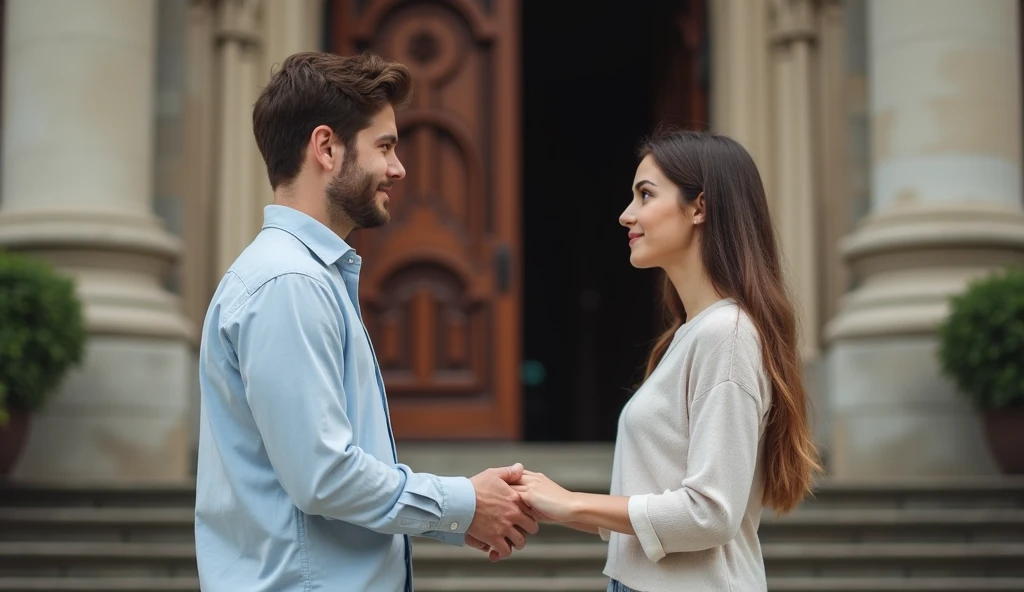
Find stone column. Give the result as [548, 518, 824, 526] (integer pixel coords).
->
[183, 0, 323, 317]
[0, 0, 194, 481]
[769, 0, 820, 360]
[213, 0, 265, 275]
[710, 0, 773, 195]
[826, 0, 1024, 476]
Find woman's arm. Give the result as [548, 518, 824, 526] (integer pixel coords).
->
[522, 499, 602, 535]
[511, 473, 635, 536]
[567, 493, 635, 536]
[561, 521, 601, 535]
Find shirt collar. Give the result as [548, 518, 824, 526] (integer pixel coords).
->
[261, 205, 356, 265]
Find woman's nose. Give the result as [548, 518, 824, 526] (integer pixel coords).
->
[619, 207, 636, 228]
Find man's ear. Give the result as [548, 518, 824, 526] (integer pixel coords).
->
[692, 191, 706, 225]
[310, 125, 339, 172]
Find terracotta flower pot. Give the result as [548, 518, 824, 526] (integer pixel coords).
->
[983, 406, 1024, 474]
[0, 407, 31, 477]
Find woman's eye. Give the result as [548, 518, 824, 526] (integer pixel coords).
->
[641, 190, 652, 200]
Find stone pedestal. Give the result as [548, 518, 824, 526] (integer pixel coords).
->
[0, 0, 193, 482]
[826, 0, 1024, 477]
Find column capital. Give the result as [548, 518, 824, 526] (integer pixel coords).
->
[214, 0, 264, 47]
[769, 0, 819, 46]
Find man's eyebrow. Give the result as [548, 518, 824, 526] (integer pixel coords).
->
[377, 134, 398, 144]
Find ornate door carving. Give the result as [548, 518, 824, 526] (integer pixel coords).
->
[333, 0, 521, 439]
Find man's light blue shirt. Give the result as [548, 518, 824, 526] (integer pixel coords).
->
[195, 205, 477, 592]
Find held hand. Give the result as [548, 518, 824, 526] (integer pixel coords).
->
[465, 532, 524, 562]
[523, 504, 557, 524]
[467, 463, 540, 561]
[509, 470, 578, 523]
[465, 534, 501, 562]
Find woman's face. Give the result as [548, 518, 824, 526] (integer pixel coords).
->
[619, 154, 702, 270]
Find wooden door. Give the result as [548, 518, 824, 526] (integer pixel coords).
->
[332, 0, 521, 439]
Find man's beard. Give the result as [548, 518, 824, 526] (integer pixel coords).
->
[326, 148, 391, 230]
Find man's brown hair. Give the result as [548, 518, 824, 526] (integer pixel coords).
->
[252, 51, 412, 189]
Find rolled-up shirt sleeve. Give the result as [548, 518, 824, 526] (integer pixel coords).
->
[226, 272, 475, 541]
[628, 380, 761, 561]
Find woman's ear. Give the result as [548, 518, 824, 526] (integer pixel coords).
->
[692, 191, 706, 225]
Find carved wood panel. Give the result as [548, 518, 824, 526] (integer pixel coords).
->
[333, 0, 521, 439]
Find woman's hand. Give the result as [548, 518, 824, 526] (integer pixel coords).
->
[510, 470, 579, 523]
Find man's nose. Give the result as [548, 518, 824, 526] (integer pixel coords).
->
[389, 155, 406, 180]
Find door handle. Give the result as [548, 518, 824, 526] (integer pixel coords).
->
[494, 244, 511, 294]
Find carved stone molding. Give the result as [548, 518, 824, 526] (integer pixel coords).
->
[214, 0, 264, 47]
[769, 0, 819, 46]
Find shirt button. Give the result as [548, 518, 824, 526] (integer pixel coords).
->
[348, 258, 354, 264]
[449, 522, 459, 531]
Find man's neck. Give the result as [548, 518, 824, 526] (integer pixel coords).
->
[273, 185, 354, 239]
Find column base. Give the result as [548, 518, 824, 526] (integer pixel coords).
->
[0, 208, 193, 340]
[0, 208, 196, 483]
[827, 336, 998, 477]
[825, 201, 1024, 477]
[11, 336, 195, 483]
[827, 202, 1024, 340]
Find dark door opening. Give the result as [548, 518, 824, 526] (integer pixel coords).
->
[521, 0, 709, 442]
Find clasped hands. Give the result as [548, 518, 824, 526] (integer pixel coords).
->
[464, 462, 579, 562]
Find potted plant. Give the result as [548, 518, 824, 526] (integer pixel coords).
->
[937, 266, 1024, 474]
[0, 251, 86, 476]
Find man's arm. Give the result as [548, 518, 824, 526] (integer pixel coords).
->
[227, 273, 533, 557]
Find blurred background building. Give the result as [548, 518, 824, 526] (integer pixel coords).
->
[2, 0, 1023, 485]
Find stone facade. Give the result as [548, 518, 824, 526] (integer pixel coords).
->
[1, 0, 1021, 481]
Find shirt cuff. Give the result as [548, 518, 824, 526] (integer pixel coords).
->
[436, 475, 476, 536]
[628, 494, 666, 562]
[599, 527, 611, 542]
[416, 529, 466, 546]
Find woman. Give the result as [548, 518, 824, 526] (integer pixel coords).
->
[512, 129, 820, 592]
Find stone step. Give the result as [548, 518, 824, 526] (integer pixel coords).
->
[4, 541, 1023, 579]
[3, 476, 1023, 509]
[795, 479, 1024, 510]
[418, 576, 1024, 592]
[0, 543, 197, 578]
[0, 484, 196, 509]
[767, 578, 1024, 592]
[0, 579, 199, 591]
[5, 506, 1024, 545]
[411, 542, 1024, 578]
[758, 508, 1024, 543]
[0, 508, 195, 543]
[416, 577, 1024, 592]
[761, 542, 1024, 577]
[2, 577, 1024, 592]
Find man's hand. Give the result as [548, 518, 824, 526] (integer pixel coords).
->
[466, 463, 539, 561]
[464, 534, 502, 562]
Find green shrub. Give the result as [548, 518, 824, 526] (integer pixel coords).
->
[937, 267, 1024, 412]
[0, 251, 86, 423]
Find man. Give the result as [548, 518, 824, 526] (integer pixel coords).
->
[194, 51, 537, 592]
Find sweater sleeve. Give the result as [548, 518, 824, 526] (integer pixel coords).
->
[628, 380, 762, 561]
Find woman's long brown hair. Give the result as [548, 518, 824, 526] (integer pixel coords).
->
[640, 129, 820, 514]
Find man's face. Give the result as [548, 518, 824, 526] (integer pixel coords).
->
[326, 104, 406, 230]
